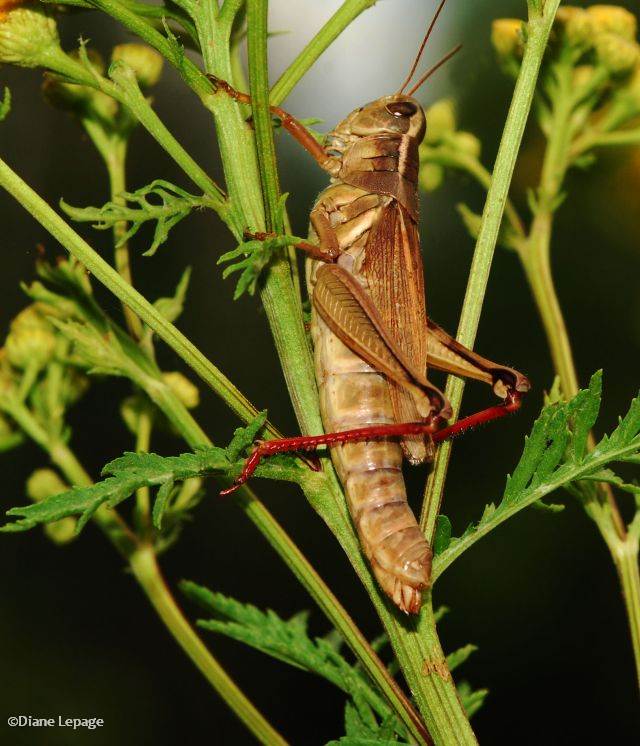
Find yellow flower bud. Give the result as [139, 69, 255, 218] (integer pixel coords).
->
[557, 8, 595, 47]
[111, 44, 163, 88]
[595, 33, 640, 74]
[419, 163, 444, 192]
[587, 5, 637, 41]
[26, 469, 77, 544]
[5, 318, 56, 369]
[451, 131, 482, 159]
[26, 468, 67, 501]
[424, 99, 456, 144]
[491, 19, 524, 61]
[163, 371, 199, 409]
[0, 6, 61, 68]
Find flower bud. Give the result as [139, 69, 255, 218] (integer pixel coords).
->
[450, 131, 482, 159]
[595, 33, 640, 74]
[26, 468, 67, 501]
[0, 6, 62, 68]
[5, 308, 56, 369]
[419, 163, 444, 192]
[491, 19, 524, 61]
[424, 99, 456, 144]
[572, 64, 597, 89]
[587, 5, 637, 41]
[557, 8, 595, 47]
[26, 468, 77, 544]
[163, 371, 199, 409]
[111, 44, 163, 88]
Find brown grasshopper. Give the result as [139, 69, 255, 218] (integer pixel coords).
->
[217, 0, 530, 613]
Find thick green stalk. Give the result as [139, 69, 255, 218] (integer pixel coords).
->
[245, 1, 470, 741]
[0, 151, 420, 741]
[420, 0, 562, 541]
[269, 0, 377, 106]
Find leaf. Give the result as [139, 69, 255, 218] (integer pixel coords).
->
[61, 180, 209, 256]
[153, 267, 192, 324]
[457, 681, 489, 719]
[446, 644, 477, 672]
[1, 426, 305, 534]
[0, 87, 11, 122]
[433, 514, 452, 555]
[225, 411, 268, 461]
[181, 582, 408, 742]
[433, 375, 640, 578]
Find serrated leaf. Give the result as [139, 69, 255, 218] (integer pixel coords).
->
[434, 375, 640, 578]
[567, 371, 602, 462]
[181, 582, 407, 742]
[225, 411, 268, 461]
[433, 514, 452, 555]
[457, 681, 489, 719]
[152, 479, 175, 529]
[446, 644, 477, 672]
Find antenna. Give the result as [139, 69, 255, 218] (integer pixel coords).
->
[406, 43, 462, 97]
[397, 0, 449, 94]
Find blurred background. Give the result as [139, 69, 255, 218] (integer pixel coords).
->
[1, 1, 639, 743]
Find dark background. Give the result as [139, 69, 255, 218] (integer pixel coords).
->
[1, 1, 639, 743]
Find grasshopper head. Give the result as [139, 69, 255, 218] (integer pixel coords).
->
[331, 95, 426, 146]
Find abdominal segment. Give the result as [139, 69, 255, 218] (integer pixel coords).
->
[311, 309, 431, 614]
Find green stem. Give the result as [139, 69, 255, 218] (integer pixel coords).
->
[614, 536, 640, 691]
[269, 0, 377, 106]
[103, 137, 145, 339]
[134, 404, 153, 528]
[129, 545, 287, 745]
[420, 0, 562, 541]
[2, 394, 285, 743]
[0, 156, 276, 436]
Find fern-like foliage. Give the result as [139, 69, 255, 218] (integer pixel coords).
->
[433, 372, 640, 579]
[218, 194, 307, 299]
[0, 413, 302, 534]
[181, 582, 409, 744]
[61, 180, 212, 256]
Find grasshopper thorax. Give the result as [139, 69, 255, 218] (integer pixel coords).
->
[325, 95, 425, 218]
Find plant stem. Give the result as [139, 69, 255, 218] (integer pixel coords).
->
[129, 544, 288, 745]
[2, 393, 285, 743]
[103, 137, 145, 339]
[515, 57, 639, 681]
[614, 536, 640, 690]
[0, 156, 276, 436]
[420, 0, 562, 541]
[269, 0, 377, 106]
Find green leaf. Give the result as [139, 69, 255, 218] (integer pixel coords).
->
[457, 681, 489, 719]
[446, 644, 477, 672]
[153, 267, 192, 324]
[225, 411, 268, 461]
[433, 375, 640, 578]
[181, 582, 407, 742]
[0, 87, 11, 122]
[433, 514, 452, 555]
[61, 180, 210, 256]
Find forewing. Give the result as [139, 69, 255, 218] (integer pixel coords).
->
[362, 202, 431, 463]
[312, 264, 435, 420]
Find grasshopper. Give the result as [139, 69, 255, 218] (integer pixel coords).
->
[218, 1, 530, 613]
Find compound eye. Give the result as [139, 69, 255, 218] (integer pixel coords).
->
[386, 101, 418, 118]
